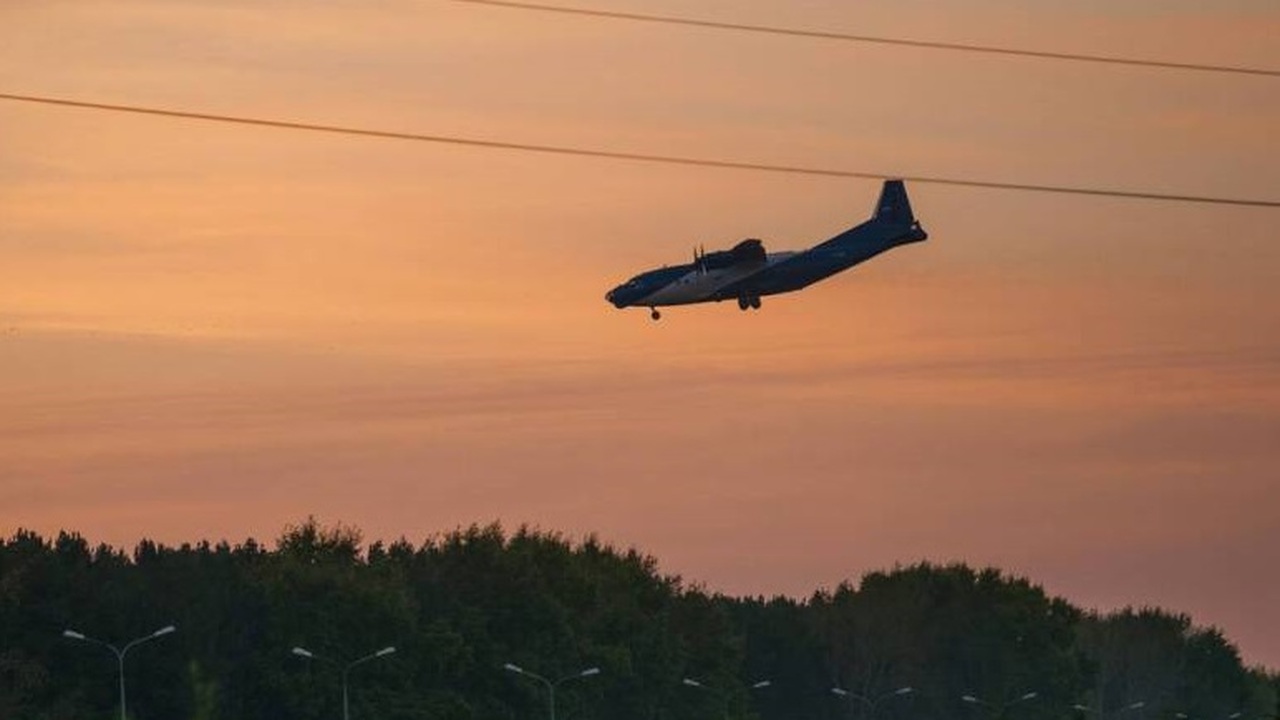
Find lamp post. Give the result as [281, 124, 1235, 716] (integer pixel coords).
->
[1176, 712, 1245, 720]
[293, 645, 396, 720]
[504, 663, 600, 720]
[963, 691, 1039, 720]
[1074, 700, 1146, 720]
[832, 685, 915, 720]
[683, 677, 771, 720]
[63, 624, 177, 720]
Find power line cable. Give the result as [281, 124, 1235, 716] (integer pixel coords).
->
[2, 92, 1277, 208]
[447, 0, 1280, 78]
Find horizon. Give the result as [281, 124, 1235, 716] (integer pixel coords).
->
[3, 0, 1278, 671]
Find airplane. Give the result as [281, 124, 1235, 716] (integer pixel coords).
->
[605, 179, 928, 320]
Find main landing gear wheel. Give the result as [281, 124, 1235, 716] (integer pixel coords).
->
[650, 308, 661, 321]
[738, 295, 762, 311]
[750, 296, 761, 310]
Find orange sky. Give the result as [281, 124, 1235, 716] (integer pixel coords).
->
[2, 0, 1279, 667]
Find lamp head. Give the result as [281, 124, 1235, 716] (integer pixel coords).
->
[292, 647, 314, 659]
[580, 667, 601, 677]
[63, 630, 86, 641]
[376, 646, 396, 658]
[153, 625, 177, 637]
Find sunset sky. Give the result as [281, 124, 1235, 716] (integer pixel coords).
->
[2, 0, 1278, 667]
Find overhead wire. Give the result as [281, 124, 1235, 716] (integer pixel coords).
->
[446, 0, 1280, 78]
[2, 92, 1278, 208]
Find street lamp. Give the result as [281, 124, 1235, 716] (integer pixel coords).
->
[1074, 700, 1146, 720]
[832, 686, 915, 720]
[964, 692, 1038, 705]
[293, 645, 396, 720]
[963, 691, 1039, 720]
[63, 624, 177, 720]
[1177, 712, 1245, 720]
[683, 676, 771, 720]
[683, 676, 772, 690]
[505, 663, 600, 720]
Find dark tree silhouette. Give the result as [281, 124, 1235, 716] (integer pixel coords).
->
[0, 523, 1268, 720]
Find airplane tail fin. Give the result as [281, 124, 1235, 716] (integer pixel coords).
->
[872, 180, 915, 226]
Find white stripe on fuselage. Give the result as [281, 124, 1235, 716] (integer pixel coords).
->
[638, 252, 799, 306]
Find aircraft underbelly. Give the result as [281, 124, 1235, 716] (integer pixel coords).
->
[640, 278, 707, 305]
[754, 244, 889, 295]
[756, 259, 846, 294]
[640, 259, 774, 306]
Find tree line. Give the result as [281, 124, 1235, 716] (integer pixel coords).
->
[0, 519, 1275, 720]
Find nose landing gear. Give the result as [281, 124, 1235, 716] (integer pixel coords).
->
[650, 308, 661, 321]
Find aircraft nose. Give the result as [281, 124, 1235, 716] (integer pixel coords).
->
[606, 287, 628, 308]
